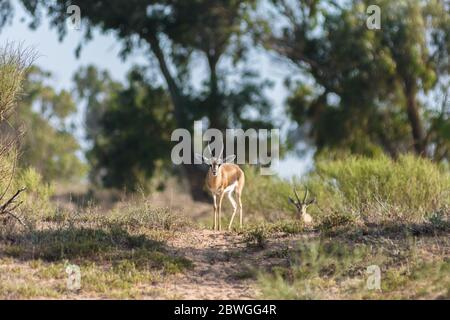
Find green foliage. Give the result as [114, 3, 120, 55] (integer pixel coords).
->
[0, 62, 84, 184]
[0, 43, 31, 119]
[13, 0, 272, 130]
[271, 0, 450, 158]
[242, 167, 294, 220]
[0, 45, 28, 192]
[310, 154, 450, 224]
[0, 44, 52, 223]
[0, 153, 53, 225]
[0, 0, 449, 195]
[15, 167, 53, 216]
[74, 66, 175, 190]
[3, 1, 273, 193]
[243, 224, 268, 248]
[11, 66, 86, 182]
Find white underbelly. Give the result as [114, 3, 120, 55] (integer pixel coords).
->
[223, 181, 237, 193]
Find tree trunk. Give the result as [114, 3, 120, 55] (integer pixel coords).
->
[146, 33, 185, 126]
[377, 112, 399, 159]
[404, 84, 426, 156]
[206, 55, 227, 131]
[183, 164, 210, 201]
[146, 33, 210, 202]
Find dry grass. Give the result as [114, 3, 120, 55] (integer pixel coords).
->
[256, 222, 449, 299]
[0, 200, 192, 299]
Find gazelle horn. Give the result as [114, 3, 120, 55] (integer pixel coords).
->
[218, 143, 224, 159]
[207, 143, 212, 158]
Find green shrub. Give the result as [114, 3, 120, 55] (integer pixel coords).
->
[241, 167, 295, 221]
[241, 155, 450, 228]
[0, 156, 54, 225]
[309, 154, 450, 224]
[0, 43, 32, 118]
[16, 167, 54, 217]
[243, 224, 269, 248]
[107, 199, 190, 232]
[0, 44, 49, 225]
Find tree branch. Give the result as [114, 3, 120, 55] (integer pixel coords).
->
[144, 32, 185, 125]
[0, 187, 26, 226]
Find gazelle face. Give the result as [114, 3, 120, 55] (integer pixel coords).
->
[194, 151, 236, 177]
[209, 157, 222, 176]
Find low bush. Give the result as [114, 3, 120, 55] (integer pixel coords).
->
[310, 154, 450, 225]
[242, 155, 450, 228]
[257, 236, 450, 299]
[241, 167, 294, 221]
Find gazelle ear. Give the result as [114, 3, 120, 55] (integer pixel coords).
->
[224, 154, 236, 163]
[204, 157, 212, 165]
[288, 196, 297, 206]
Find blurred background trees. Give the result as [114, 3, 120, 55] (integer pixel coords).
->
[0, 0, 449, 195]
[267, 0, 450, 159]
[13, 0, 273, 198]
[73, 65, 174, 190]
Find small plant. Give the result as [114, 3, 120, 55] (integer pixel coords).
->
[271, 220, 305, 234]
[108, 201, 189, 232]
[243, 225, 268, 249]
[318, 210, 357, 232]
[232, 266, 257, 280]
[427, 210, 449, 231]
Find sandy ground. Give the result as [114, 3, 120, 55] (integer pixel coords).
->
[163, 229, 258, 299]
[157, 228, 318, 300]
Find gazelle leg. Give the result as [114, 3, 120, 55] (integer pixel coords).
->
[237, 192, 243, 228]
[227, 191, 237, 231]
[213, 194, 218, 230]
[218, 192, 225, 231]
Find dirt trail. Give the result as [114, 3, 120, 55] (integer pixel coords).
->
[159, 228, 315, 299]
[162, 229, 259, 299]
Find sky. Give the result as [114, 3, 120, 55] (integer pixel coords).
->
[0, 1, 314, 179]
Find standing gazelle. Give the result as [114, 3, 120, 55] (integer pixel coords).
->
[195, 145, 245, 231]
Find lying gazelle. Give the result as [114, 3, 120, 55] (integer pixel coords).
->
[288, 185, 315, 225]
[195, 145, 245, 231]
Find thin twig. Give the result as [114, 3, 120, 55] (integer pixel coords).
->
[0, 187, 27, 226]
[0, 187, 25, 212]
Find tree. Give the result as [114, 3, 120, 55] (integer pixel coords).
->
[7, 66, 86, 182]
[267, 0, 450, 159]
[2, 0, 272, 198]
[0, 43, 33, 224]
[74, 65, 174, 190]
